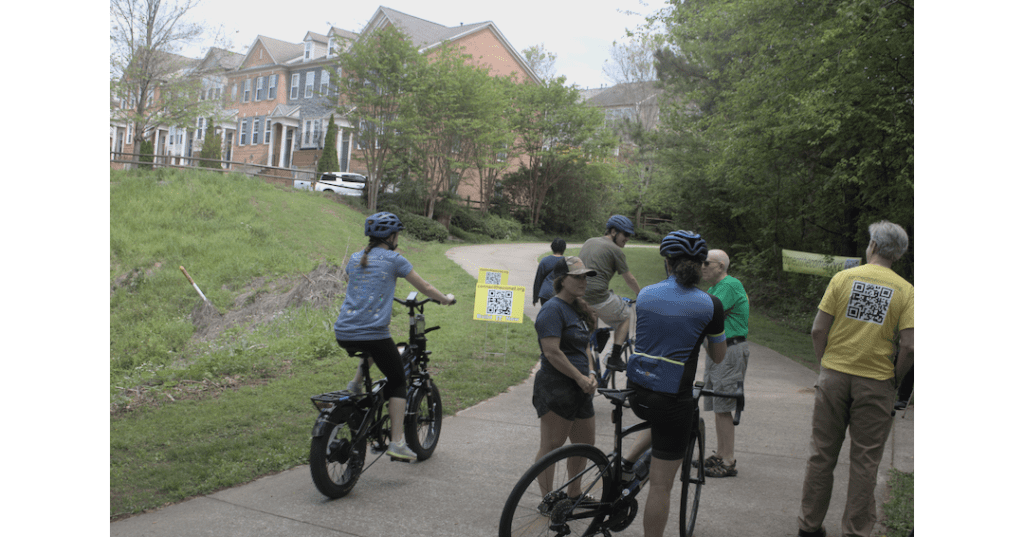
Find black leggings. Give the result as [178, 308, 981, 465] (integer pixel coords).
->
[336, 338, 407, 400]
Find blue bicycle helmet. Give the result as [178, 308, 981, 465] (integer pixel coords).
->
[660, 230, 708, 262]
[364, 212, 405, 239]
[606, 215, 635, 236]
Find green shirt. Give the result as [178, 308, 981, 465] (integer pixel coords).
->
[707, 275, 749, 339]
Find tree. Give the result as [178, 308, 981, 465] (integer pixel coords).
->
[508, 77, 615, 225]
[317, 115, 340, 174]
[521, 44, 559, 83]
[110, 0, 215, 165]
[334, 26, 425, 212]
[655, 0, 914, 279]
[198, 120, 222, 169]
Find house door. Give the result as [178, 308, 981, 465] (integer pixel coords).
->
[341, 135, 350, 172]
[284, 129, 293, 168]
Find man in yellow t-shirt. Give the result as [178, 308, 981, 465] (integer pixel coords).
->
[797, 221, 914, 537]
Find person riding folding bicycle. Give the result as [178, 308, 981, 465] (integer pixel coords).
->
[621, 230, 726, 537]
[334, 211, 455, 461]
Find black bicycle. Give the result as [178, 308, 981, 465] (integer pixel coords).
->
[308, 292, 449, 499]
[498, 381, 744, 537]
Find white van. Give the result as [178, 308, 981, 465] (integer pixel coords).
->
[314, 173, 366, 197]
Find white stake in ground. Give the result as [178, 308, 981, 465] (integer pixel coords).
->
[179, 265, 209, 303]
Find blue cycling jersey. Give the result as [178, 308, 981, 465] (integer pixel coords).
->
[632, 278, 726, 365]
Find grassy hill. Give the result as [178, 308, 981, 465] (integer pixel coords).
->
[109, 168, 539, 518]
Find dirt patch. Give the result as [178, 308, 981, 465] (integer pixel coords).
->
[190, 263, 346, 342]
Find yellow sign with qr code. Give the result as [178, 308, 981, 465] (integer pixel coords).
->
[477, 268, 509, 286]
[473, 284, 525, 323]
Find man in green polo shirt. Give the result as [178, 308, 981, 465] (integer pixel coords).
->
[700, 248, 749, 478]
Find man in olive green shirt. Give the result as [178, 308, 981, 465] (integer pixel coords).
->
[701, 249, 749, 478]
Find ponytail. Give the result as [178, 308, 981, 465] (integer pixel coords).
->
[667, 257, 702, 287]
[359, 238, 387, 268]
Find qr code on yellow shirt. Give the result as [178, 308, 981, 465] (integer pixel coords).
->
[846, 281, 893, 325]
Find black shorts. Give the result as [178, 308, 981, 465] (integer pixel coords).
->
[533, 367, 595, 421]
[627, 382, 695, 461]
[336, 338, 406, 400]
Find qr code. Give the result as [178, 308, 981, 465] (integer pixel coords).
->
[486, 288, 514, 316]
[845, 281, 893, 325]
[484, 271, 502, 285]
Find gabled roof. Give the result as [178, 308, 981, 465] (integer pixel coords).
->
[304, 31, 329, 44]
[586, 82, 661, 108]
[362, 6, 541, 84]
[198, 47, 244, 72]
[239, 35, 304, 69]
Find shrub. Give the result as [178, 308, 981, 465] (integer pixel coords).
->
[401, 212, 448, 242]
[451, 205, 486, 234]
[481, 214, 522, 240]
[138, 140, 154, 170]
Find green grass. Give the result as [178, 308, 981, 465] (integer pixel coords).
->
[110, 169, 843, 519]
[882, 469, 914, 537]
[110, 169, 539, 518]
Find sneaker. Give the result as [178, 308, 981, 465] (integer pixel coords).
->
[605, 354, 626, 372]
[386, 440, 417, 461]
[346, 380, 363, 394]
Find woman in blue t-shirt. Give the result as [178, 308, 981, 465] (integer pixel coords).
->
[334, 212, 455, 461]
[623, 230, 726, 537]
[532, 255, 599, 499]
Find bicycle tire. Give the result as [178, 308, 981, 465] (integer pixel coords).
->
[680, 416, 705, 537]
[309, 419, 366, 499]
[404, 381, 442, 460]
[498, 444, 613, 537]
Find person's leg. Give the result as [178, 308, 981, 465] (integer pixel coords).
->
[365, 339, 414, 454]
[536, 411, 573, 495]
[565, 416, 597, 497]
[714, 411, 735, 463]
[842, 376, 896, 537]
[644, 456, 684, 537]
[798, 368, 851, 534]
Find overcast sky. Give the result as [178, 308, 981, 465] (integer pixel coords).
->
[181, 0, 665, 89]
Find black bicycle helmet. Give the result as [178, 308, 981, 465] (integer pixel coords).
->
[660, 230, 708, 262]
[365, 212, 405, 239]
[606, 215, 635, 236]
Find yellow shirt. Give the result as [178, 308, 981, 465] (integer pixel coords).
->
[818, 264, 914, 380]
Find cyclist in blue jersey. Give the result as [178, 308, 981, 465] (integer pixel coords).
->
[622, 230, 726, 537]
[334, 212, 456, 461]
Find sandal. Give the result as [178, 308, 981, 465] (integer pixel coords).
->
[705, 459, 737, 478]
[695, 453, 723, 469]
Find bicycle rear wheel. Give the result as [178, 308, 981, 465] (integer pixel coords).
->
[680, 416, 705, 537]
[404, 381, 442, 460]
[499, 444, 613, 537]
[309, 420, 366, 499]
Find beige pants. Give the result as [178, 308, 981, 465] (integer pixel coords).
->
[798, 367, 896, 537]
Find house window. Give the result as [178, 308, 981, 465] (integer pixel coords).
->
[304, 41, 312, 61]
[313, 119, 322, 147]
[303, 120, 312, 146]
[243, 79, 251, 102]
[207, 88, 214, 100]
[255, 77, 264, 101]
[197, 117, 205, 138]
[264, 119, 271, 145]
[240, 119, 248, 146]
[320, 69, 329, 95]
[291, 74, 300, 100]
[305, 72, 314, 98]
[224, 132, 233, 162]
[231, 84, 237, 101]
[268, 75, 277, 100]
[327, 37, 335, 57]
[252, 117, 261, 145]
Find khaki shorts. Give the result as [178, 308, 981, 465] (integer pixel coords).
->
[590, 291, 631, 328]
[703, 341, 749, 412]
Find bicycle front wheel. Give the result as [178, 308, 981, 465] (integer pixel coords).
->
[309, 420, 366, 499]
[405, 381, 442, 460]
[680, 416, 705, 537]
[499, 444, 613, 537]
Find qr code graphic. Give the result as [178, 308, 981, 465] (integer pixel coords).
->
[484, 271, 502, 285]
[845, 281, 894, 325]
[486, 288, 514, 316]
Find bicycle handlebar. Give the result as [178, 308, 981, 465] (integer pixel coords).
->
[696, 380, 745, 425]
[393, 291, 456, 308]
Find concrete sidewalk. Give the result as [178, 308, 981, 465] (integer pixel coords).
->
[111, 243, 914, 537]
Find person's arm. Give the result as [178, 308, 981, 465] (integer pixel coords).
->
[403, 269, 455, 305]
[532, 263, 545, 305]
[541, 337, 598, 395]
[708, 340, 726, 364]
[621, 271, 641, 296]
[895, 327, 914, 385]
[810, 309, 834, 363]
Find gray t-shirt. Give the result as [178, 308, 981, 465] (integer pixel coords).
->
[578, 236, 629, 304]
